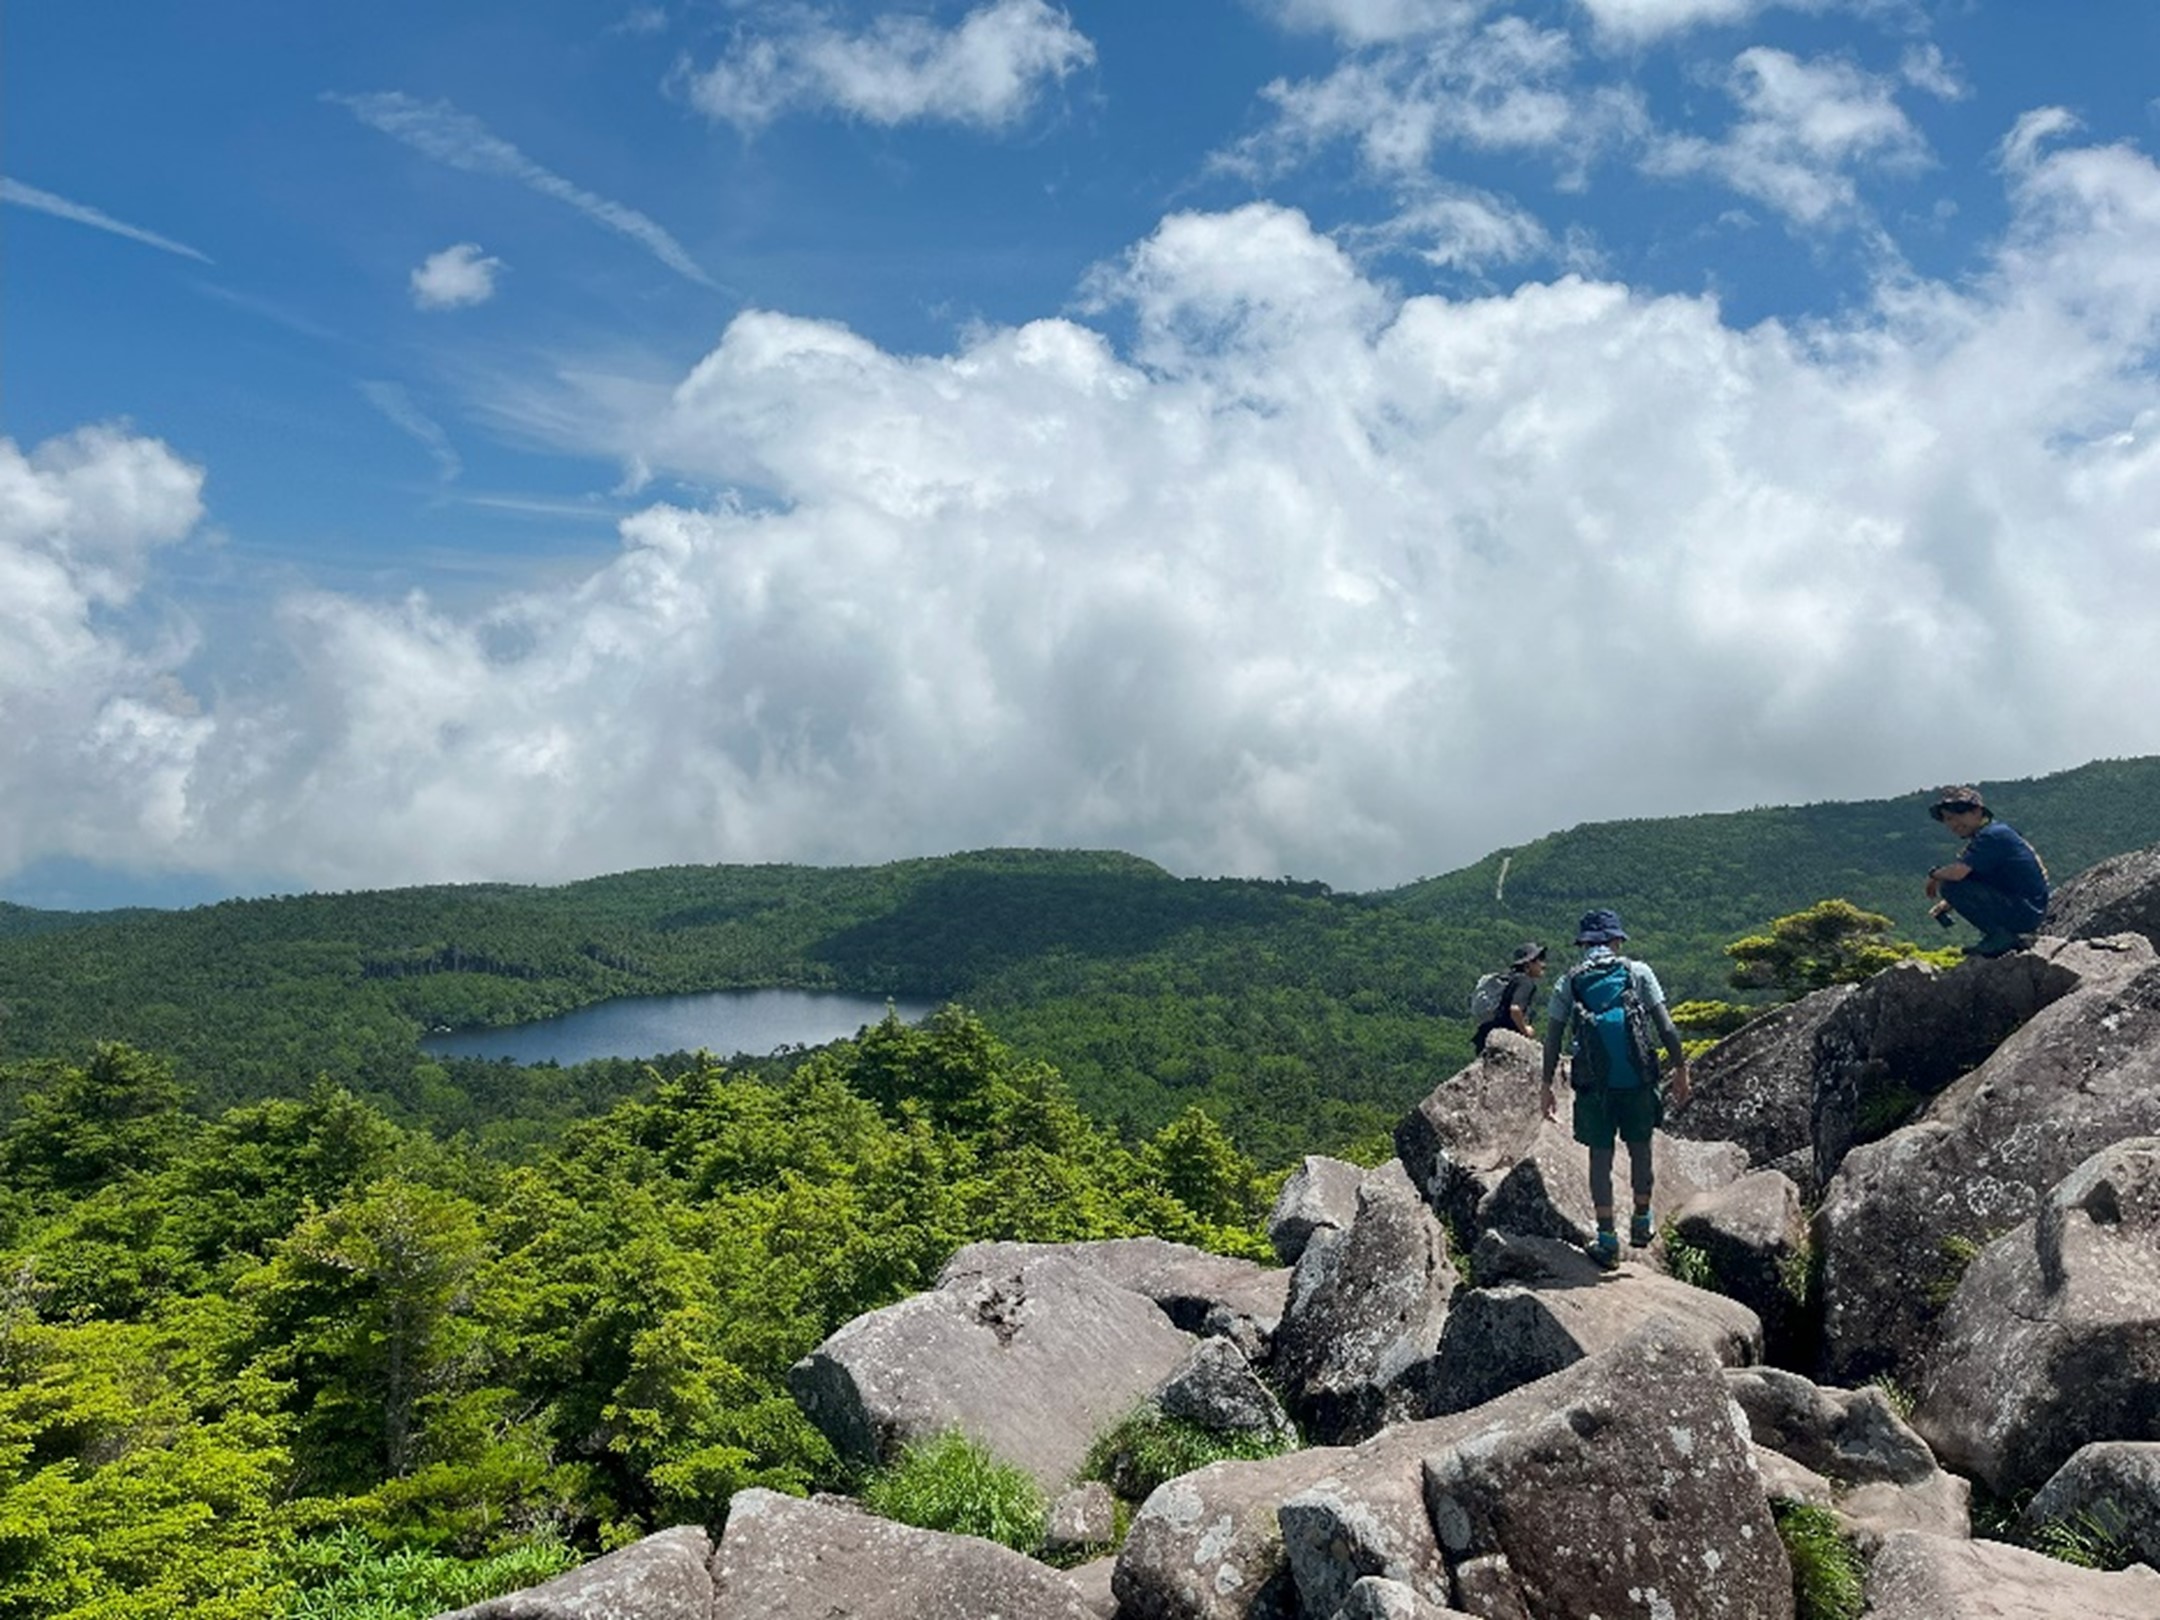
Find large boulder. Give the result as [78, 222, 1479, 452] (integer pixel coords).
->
[1155, 1336, 1295, 1442]
[2047, 840, 2160, 950]
[1271, 1161, 1453, 1444]
[440, 1525, 714, 1619]
[1670, 1170, 1813, 1368]
[1268, 1156, 1368, 1266]
[1470, 1120, 1748, 1249]
[1862, 1529, 2160, 1619]
[1116, 1323, 1786, 1620]
[1815, 948, 2160, 1384]
[1420, 1322, 1794, 1620]
[1392, 1034, 1546, 1241]
[1671, 984, 1855, 1175]
[707, 1489, 1101, 1619]
[1725, 1367, 1968, 1546]
[1327, 1576, 1478, 1620]
[1910, 1138, 2160, 1496]
[1431, 1236, 1762, 1415]
[2020, 1441, 2160, 1569]
[789, 1251, 1197, 1491]
[940, 1237, 1292, 1346]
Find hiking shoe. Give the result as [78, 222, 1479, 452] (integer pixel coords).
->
[1969, 930, 2033, 959]
[1629, 1211, 1655, 1248]
[1587, 1230, 1621, 1270]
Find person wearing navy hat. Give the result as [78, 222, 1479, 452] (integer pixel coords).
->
[1540, 908, 1691, 1269]
[1924, 787, 2049, 958]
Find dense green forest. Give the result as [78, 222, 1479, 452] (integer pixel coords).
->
[0, 1014, 1274, 1617]
[3, 758, 2156, 1166]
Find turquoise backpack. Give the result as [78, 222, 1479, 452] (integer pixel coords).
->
[1566, 958, 1658, 1090]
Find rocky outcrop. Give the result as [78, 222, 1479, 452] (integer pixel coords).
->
[1270, 1161, 1453, 1445]
[1672, 983, 1854, 1175]
[1471, 1121, 1748, 1249]
[1268, 1156, 1367, 1265]
[1910, 1138, 2160, 1496]
[1116, 1323, 1788, 1620]
[1808, 941, 2139, 1186]
[2046, 839, 2160, 950]
[2020, 1441, 2160, 1569]
[1862, 1529, 2160, 1619]
[1431, 1235, 1761, 1415]
[1815, 942, 2160, 1384]
[1670, 1170, 1812, 1367]
[789, 1250, 1196, 1491]
[439, 1525, 714, 1620]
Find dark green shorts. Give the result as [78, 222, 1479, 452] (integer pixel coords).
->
[1573, 1083, 1663, 1147]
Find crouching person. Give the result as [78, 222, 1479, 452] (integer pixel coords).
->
[1540, 908, 1691, 1269]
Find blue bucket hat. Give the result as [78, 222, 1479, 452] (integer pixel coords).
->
[1575, 908, 1627, 946]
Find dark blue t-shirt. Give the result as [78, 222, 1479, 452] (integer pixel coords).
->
[1961, 821, 2049, 912]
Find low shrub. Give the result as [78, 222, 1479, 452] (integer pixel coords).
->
[269, 1528, 577, 1620]
[1083, 1405, 1298, 1501]
[1771, 1500, 1865, 1620]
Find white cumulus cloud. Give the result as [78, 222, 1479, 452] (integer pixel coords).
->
[12, 126, 2160, 895]
[1643, 47, 1929, 225]
[687, 0, 1094, 133]
[410, 241, 504, 310]
[0, 426, 212, 876]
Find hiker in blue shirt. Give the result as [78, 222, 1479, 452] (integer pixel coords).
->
[1540, 908, 1691, 1269]
[1923, 786, 2050, 958]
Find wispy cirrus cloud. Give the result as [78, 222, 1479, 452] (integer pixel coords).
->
[2, 178, 212, 263]
[686, 0, 1094, 134]
[358, 382, 461, 482]
[329, 92, 715, 286]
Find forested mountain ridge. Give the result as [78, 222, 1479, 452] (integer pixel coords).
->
[3, 757, 2157, 1164]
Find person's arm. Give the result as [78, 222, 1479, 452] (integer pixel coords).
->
[1540, 977, 1569, 1120]
[1924, 858, 1972, 898]
[1635, 962, 1692, 1106]
[1507, 978, 1535, 1036]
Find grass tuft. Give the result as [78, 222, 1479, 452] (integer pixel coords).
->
[1660, 1227, 1716, 1290]
[1083, 1405, 1298, 1502]
[858, 1431, 1046, 1553]
[1772, 1500, 1866, 1620]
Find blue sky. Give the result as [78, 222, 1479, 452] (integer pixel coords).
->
[5, 0, 2160, 906]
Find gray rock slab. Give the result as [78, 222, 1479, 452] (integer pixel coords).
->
[1862, 1529, 2160, 1620]
[1911, 1138, 2160, 1496]
[940, 1236, 1292, 1342]
[1670, 984, 1855, 1177]
[1114, 1446, 1353, 1620]
[1327, 1575, 1479, 1620]
[1816, 948, 2160, 1385]
[439, 1525, 713, 1620]
[1272, 1161, 1453, 1444]
[2047, 841, 2160, 950]
[790, 1252, 1198, 1491]
[1421, 1321, 1794, 1620]
[1671, 1169, 1811, 1366]
[1392, 1035, 1546, 1238]
[1064, 1555, 1121, 1619]
[708, 1489, 1099, 1619]
[1280, 1467, 1455, 1620]
[1047, 1481, 1119, 1557]
[1269, 1156, 1368, 1266]
[1431, 1264, 1762, 1416]
[2022, 1441, 2160, 1568]
[1156, 1335, 1294, 1441]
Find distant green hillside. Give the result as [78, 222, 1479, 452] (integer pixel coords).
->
[2, 757, 2155, 1164]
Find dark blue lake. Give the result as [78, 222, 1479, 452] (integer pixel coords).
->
[418, 988, 935, 1066]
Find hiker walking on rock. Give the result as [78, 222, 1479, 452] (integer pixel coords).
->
[1924, 785, 2049, 958]
[1540, 909, 1690, 1268]
[1472, 942, 1548, 1053]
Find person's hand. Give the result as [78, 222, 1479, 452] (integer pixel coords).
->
[1540, 1083, 1558, 1123]
[1668, 1061, 1692, 1109]
[1925, 873, 1940, 900]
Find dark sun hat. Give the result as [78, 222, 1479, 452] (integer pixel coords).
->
[1927, 786, 1988, 822]
[1511, 941, 1548, 967]
[1575, 908, 1627, 946]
